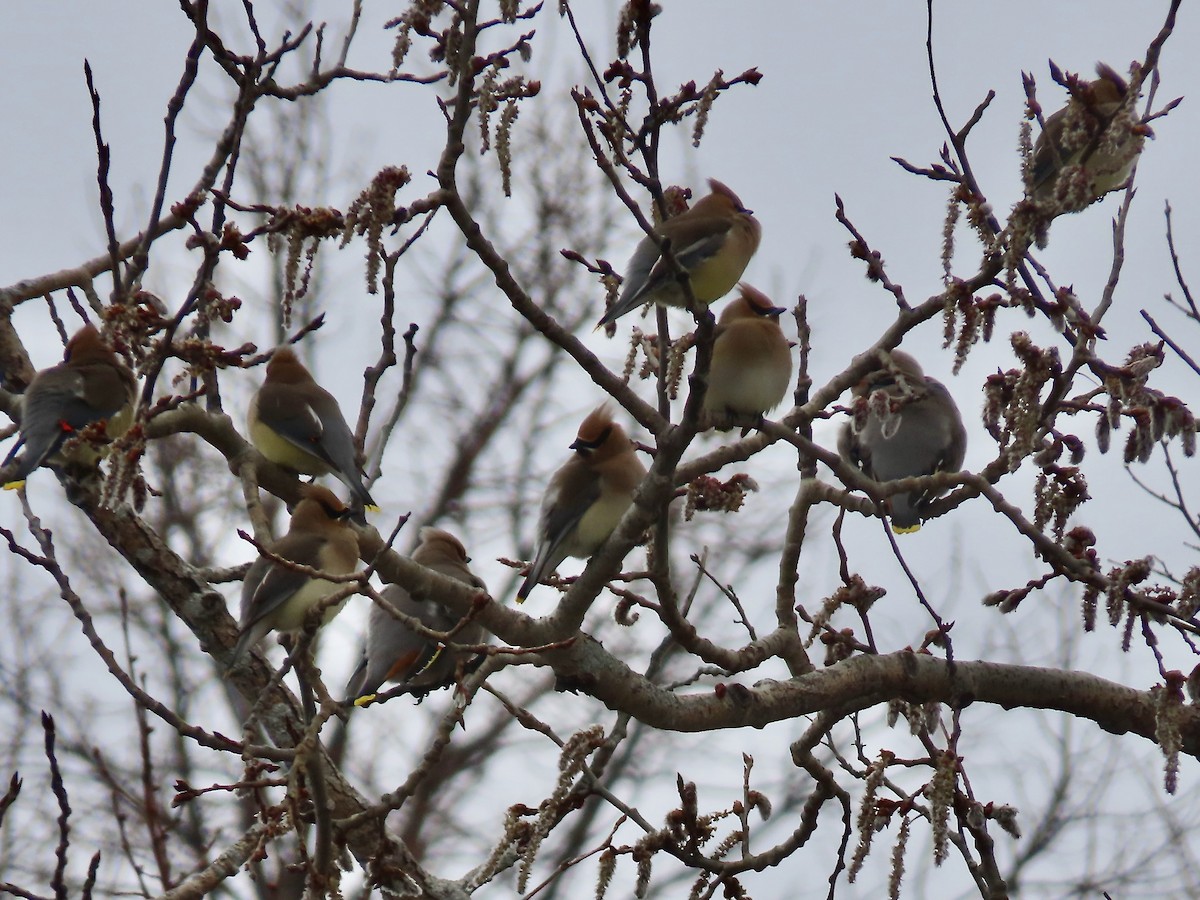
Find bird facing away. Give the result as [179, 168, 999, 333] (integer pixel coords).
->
[228, 483, 361, 668]
[247, 345, 377, 514]
[838, 351, 967, 534]
[517, 406, 647, 602]
[1028, 63, 1145, 214]
[597, 179, 762, 327]
[345, 527, 488, 707]
[2, 324, 137, 490]
[703, 284, 793, 430]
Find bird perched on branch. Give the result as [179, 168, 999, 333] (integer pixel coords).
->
[2, 324, 136, 490]
[1027, 62, 1147, 214]
[228, 484, 361, 668]
[345, 527, 487, 707]
[703, 284, 793, 432]
[838, 351, 967, 533]
[517, 406, 647, 602]
[247, 345, 377, 517]
[597, 179, 761, 327]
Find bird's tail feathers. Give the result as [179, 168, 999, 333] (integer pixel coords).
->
[226, 622, 266, 674]
[886, 494, 924, 534]
[517, 546, 548, 604]
[595, 294, 643, 329]
[342, 650, 371, 704]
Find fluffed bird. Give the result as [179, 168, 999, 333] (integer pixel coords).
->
[247, 345, 377, 515]
[344, 527, 487, 706]
[597, 179, 762, 327]
[228, 483, 361, 668]
[704, 284, 793, 432]
[517, 405, 647, 602]
[1028, 63, 1146, 214]
[2, 324, 137, 490]
[838, 351, 967, 534]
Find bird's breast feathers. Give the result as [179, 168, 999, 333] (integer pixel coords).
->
[688, 245, 747, 304]
[571, 489, 633, 556]
[258, 573, 349, 631]
[249, 410, 330, 475]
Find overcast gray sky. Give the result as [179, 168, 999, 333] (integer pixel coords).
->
[1, 2, 1197, 896]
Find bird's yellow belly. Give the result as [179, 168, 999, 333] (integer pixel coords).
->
[271, 577, 351, 631]
[690, 254, 744, 304]
[250, 420, 329, 476]
[569, 492, 634, 557]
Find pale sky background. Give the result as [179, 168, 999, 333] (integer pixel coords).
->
[1, 2, 1198, 897]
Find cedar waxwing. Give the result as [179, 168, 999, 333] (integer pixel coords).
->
[228, 483, 361, 668]
[517, 405, 647, 602]
[1028, 63, 1145, 214]
[597, 179, 762, 327]
[2, 324, 136, 490]
[344, 527, 487, 706]
[247, 346, 377, 513]
[703, 284, 793, 430]
[838, 351, 967, 534]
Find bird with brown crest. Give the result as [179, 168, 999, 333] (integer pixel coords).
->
[517, 405, 647, 603]
[704, 284, 793, 433]
[597, 179, 762, 327]
[247, 345, 377, 519]
[228, 483, 361, 669]
[838, 351, 967, 534]
[345, 527, 488, 707]
[1028, 62, 1147, 215]
[3, 324, 137, 490]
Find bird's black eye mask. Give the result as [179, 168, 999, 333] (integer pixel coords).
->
[571, 425, 613, 454]
[752, 303, 786, 319]
[319, 499, 353, 521]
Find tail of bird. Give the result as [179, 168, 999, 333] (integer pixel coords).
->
[225, 622, 266, 674]
[517, 535, 564, 604]
[887, 495, 922, 534]
[2, 434, 57, 490]
[595, 285, 649, 329]
[516, 559, 546, 605]
[343, 653, 373, 706]
[595, 301, 632, 330]
[336, 473, 378, 520]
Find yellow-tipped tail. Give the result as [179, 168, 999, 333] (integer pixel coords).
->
[891, 522, 921, 535]
[3, 480, 26, 491]
[353, 694, 377, 708]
